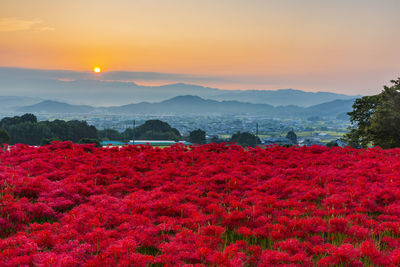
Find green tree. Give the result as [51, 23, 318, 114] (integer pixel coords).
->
[189, 129, 206, 144]
[0, 113, 37, 127]
[122, 128, 134, 142]
[65, 120, 98, 142]
[345, 95, 379, 147]
[326, 140, 339, 148]
[134, 120, 181, 141]
[0, 128, 10, 144]
[98, 128, 122, 141]
[345, 78, 400, 148]
[7, 122, 52, 145]
[43, 120, 69, 140]
[0, 114, 99, 145]
[20, 113, 37, 123]
[286, 130, 298, 144]
[230, 131, 261, 147]
[78, 138, 101, 147]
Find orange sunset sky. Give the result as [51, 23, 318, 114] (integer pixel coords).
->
[0, 0, 399, 94]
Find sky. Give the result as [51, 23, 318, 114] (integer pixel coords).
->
[0, 0, 399, 95]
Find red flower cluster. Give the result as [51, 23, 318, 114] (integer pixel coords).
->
[1, 142, 400, 266]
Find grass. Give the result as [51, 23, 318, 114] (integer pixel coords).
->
[222, 229, 273, 250]
[136, 246, 160, 256]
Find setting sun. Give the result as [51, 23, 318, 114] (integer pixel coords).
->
[93, 67, 101, 73]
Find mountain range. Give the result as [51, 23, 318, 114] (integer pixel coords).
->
[17, 95, 355, 118]
[0, 67, 360, 107]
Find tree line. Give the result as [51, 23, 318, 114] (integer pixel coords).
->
[0, 114, 97, 145]
[99, 120, 182, 142]
[99, 120, 261, 147]
[0, 114, 264, 147]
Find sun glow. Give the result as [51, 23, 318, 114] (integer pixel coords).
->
[93, 67, 101, 73]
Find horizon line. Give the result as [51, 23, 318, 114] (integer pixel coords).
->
[0, 66, 364, 95]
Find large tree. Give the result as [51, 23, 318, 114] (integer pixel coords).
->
[133, 120, 181, 141]
[345, 78, 400, 148]
[286, 130, 298, 144]
[230, 131, 261, 147]
[189, 129, 206, 144]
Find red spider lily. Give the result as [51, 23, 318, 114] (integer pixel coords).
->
[1, 142, 400, 265]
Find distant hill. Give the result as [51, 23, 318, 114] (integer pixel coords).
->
[17, 95, 356, 118]
[212, 89, 359, 107]
[0, 96, 42, 111]
[0, 67, 360, 107]
[107, 95, 275, 114]
[18, 100, 95, 114]
[305, 99, 355, 116]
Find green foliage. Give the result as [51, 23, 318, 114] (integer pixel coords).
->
[286, 130, 298, 144]
[0, 113, 37, 127]
[6, 122, 53, 145]
[368, 81, 400, 148]
[0, 128, 10, 144]
[40, 119, 69, 141]
[92, 120, 184, 143]
[345, 95, 380, 147]
[222, 229, 273, 250]
[326, 140, 339, 148]
[121, 127, 134, 142]
[0, 114, 99, 145]
[345, 78, 400, 148]
[78, 138, 101, 147]
[20, 113, 37, 123]
[135, 246, 160, 256]
[189, 129, 206, 144]
[230, 131, 261, 147]
[282, 144, 294, 148]
[64, 120, 98, 142]
[133, 120, 181, 141]
[98, 129, 122, 141]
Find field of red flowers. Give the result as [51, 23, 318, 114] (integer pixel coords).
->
[1, 142, 400, 266]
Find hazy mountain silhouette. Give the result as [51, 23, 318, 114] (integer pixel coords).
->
[305, 99, 355, 116]
[107, 95, 275, 114]
[18, 95, 355, 118]
[0, 96, 42, 111]
[0, 67, 360, 107]
[18, 100, 95, 113]
[212, 89, 357, 106]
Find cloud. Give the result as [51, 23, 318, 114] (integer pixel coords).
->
[0, 18, 54, 32]
[99, 71, 233, 84]
[0, 67, 387, 95]
[0, 67, 238, 88]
